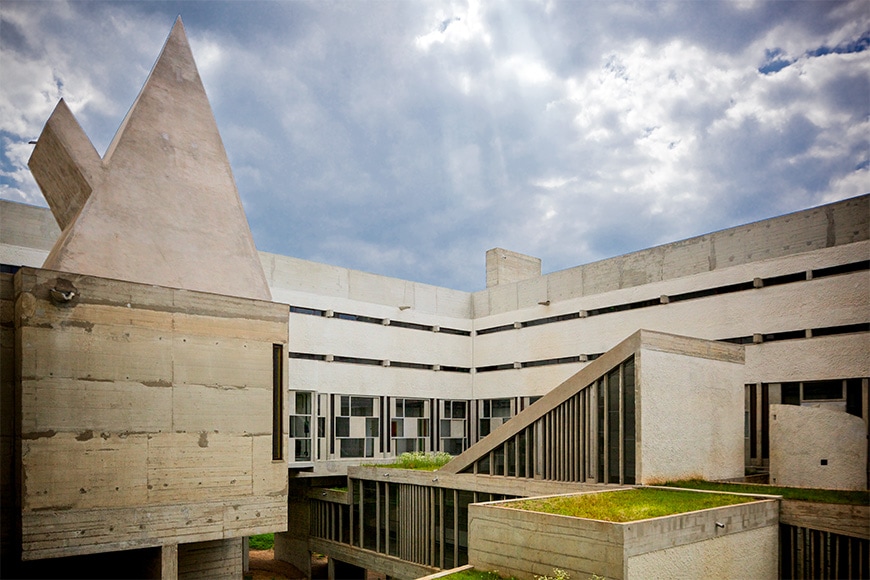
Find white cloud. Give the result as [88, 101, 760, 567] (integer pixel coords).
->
[1, 0, 866, 291]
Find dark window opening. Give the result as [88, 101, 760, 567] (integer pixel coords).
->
[803, 380, 843, 401]
[475, 324, 515, 336]
[812, 260, 870, 279]
[272, 344, 284, 460]
[846, 379, 863, 418]
[782, 383, 801, 406]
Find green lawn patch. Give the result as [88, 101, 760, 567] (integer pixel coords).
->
[248, 533, 274, 550]
[508, 488, 755, 523]
[664, 479, 869, 505]
[437, 570, 517, 580]
[374, 451, 453, 471]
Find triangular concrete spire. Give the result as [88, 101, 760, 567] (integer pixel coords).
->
[30, 17, 271, 301]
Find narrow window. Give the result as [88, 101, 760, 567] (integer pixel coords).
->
[749, 384, 757, 459]
[622, 357, 636, 484]
[761, 384, 770, 460]
[272, 344, 284, 460]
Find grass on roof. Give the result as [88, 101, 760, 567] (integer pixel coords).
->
[437, 570, 517, 580]
[508, 488, 756, 523]
[663, 479, 869, 505]
[373, 451, 453, 471]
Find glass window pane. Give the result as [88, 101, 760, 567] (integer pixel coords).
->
[352, 397, 375, 416]
[392, 419, 403, 438]
[295, 392, 311, 415]
[295, 439, 311, 461]
[492, 399, 511, 418]
[340, 438, 364, 458]
[443, 438, 464, 455]
[405, 399, 425, 418]
[366, 417, 379, 437]
[335, 417, 350, 438]
[418, 418, 429, 437]
[341, 396, 350, 417]
[440, 419, 451, 437]
[452, 401, 466, 419]
[290, 416, 310, 438]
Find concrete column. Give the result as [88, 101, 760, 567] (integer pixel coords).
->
[274, 497, 312, 577]
[160, 543, 178, 580]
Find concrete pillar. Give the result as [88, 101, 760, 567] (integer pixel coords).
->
[160, 543, 178, 580]
[274, 497, 312, 577]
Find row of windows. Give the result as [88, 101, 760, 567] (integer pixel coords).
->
[286, 260, 867, 339]
[745, 378, 867, 464]
[289, 305, 471, 336]
[287, 394, 541, 462]
[474, 259, 869, 335]
[286, 322, 866, 377]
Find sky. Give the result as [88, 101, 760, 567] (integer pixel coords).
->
[1, 0, 868, 292]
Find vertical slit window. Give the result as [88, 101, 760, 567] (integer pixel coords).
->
[272, 344, 284, 460]
[749, 384, 758, 459]
[622, 357, 636, 484]
[761, 384, 770, 460]
[607, 367, 621, 483]
[597, 379, 605, 482]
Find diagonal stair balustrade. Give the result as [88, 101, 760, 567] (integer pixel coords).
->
[441, 329, 745, 485]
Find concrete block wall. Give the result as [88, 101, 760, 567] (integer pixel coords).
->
[13, 267, 289, 560]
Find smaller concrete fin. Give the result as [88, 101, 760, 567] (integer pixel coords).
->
[28, 99, 104, 231]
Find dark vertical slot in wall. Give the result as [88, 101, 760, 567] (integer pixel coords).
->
[272, 344, 284, 460]
[607, 367, 621, 484]
[846, 379, 863, 417]
[330, 394, 336, 455]
[597, 380, 605, 483]
[622, 357, 636, 485]
[761, 385, 770, 460]
[749, 384, 757, 459]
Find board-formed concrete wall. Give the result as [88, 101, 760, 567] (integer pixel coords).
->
[468, 492, 779, 580]
[770, 403, 867, 490]
[473, 194, 868, 316]
[13, 267, 289, 560]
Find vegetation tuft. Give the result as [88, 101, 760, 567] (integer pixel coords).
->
[376, 451, 453, 471]
[248, 533, 274, 550]
[508, 488, 755, 523]
[437, 569, 518, 580]
[663, 479, 870, 505]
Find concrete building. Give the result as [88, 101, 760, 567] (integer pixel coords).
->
[0, 17, 867, 580]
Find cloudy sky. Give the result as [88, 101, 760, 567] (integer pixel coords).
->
[1, 1, 867, 291]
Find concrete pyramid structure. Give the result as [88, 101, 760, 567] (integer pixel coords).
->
[29, 17, 271, 301]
